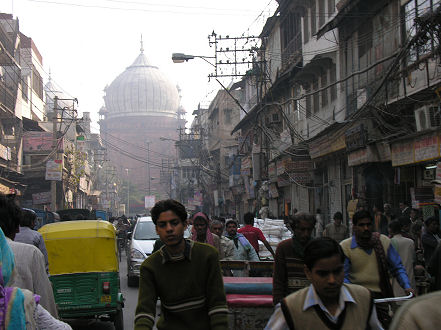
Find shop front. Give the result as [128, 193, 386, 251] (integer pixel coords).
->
[391, 131, 441, 214]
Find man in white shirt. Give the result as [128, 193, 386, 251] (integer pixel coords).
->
[265, 237, 383, 330]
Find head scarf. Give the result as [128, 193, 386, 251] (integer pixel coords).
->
[191, 212, 215, 246]
[0, 227, 39, 329]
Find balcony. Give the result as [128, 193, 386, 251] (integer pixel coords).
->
[281, 32, 302, 72]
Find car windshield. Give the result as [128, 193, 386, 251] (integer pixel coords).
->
[134, 222, 158, 240]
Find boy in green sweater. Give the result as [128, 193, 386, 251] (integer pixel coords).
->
[135, 199, 228, 330]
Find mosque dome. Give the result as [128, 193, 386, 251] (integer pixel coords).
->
[103, 47, 179, 119]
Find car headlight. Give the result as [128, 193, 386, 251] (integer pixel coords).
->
[130, 248, 145, 260]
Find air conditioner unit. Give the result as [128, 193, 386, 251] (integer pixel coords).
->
[415, 106, 441, 132]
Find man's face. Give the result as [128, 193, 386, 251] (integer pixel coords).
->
[410, 210, 417, 220]
[353, 217, 373, 244]
[399, 203, 405, 211]
[211, 223, 224, 237]
[428, 221, 439, 234]
[384, 204, 391, 215]
[334, 217, 342, 226]
[226, 223, 237, 236]
[305, 254, 344, 302]
[294, 220, 314, 245]
[156, 210, 187, 247]
[193, 218, 207, 236]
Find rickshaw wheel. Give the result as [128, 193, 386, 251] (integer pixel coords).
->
[114, 308, 124, 330]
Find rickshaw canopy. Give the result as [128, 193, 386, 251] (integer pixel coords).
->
[39, 220, 118, 275]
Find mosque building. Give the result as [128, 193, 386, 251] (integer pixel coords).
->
[99, 41, 185, 214]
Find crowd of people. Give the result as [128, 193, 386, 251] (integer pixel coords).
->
[134, 199, 441, 330]
[0, 192, 439, 329]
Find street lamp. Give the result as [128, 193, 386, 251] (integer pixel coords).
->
[160, 136, 178, 142]
[171, 53, 216, 67]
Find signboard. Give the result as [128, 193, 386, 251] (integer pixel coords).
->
[79, 176, 89, 193]
[392, 133, 440, 166]
[240, 157, 251, 176]
[144, 195, 156, 208]
[45, 160, 63, 181]
[414, 134, 439, 163]
[309, 129, 346, 159]
[391, 140, 414, 167]
[32, 191, 51, 205]
[268, 162, 277, 178]
[0, 144, 11, 161]
[276, 160, 285, 176]
[269, 183, 279, 198]
[436, 162, 441, 182]
[23, 132, 62, 152]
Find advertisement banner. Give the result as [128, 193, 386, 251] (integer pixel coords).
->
[45, 160, 63, 181]
[145, 195, 156, 208]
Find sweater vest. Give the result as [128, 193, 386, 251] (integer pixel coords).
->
[340, 235, 390, 293]
[282, 284, 373, 330]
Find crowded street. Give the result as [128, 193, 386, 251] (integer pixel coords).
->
[1, 0, 441, 329]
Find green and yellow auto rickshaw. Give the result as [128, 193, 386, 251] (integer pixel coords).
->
[39, 220, 124, 329]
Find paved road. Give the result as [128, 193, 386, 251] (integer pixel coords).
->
[68, 250, 139, 330]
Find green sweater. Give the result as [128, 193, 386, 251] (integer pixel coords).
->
[134, 240, 228, 330]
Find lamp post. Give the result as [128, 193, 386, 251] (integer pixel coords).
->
[171, 53, 216, 67]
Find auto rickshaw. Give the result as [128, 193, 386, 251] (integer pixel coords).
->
[39, 220, 124, 329]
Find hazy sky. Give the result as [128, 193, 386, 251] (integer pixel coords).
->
[1, 0, 277, 131]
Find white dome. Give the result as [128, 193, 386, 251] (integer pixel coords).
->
[104, 51, 179, 119]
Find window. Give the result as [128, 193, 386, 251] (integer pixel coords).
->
[305, 85, 312, 118]
[321, 70, 328, 107]
[328, 0, 335, 17]
[319, 0, 325, 27]
[313, 78, 319, 114]
[32, 68, 43, 100]
[358, 20, 373, 62]
[404, 0, 440, 63]
[303, 11, 309, 42]
[224, 109, 232, 125]
[330, 64, 337, 101]
[311, 1, 317, 35]
[281, 11, 301, 49]
[21, 78, 28, 102]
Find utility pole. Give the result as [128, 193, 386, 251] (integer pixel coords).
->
[146, 140, 151, 196]
[126, 168, 130, 215]
[50, 96, 58, 211]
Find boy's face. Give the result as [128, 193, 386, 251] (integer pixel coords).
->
[305, 254, 344, 301]
[156, 210, 187, 247]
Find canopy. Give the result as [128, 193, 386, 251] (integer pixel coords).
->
[39, 220, 118, 275]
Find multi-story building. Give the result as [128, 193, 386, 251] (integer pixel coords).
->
[231, 0, 441, 224]
[0, 14, 25, 196]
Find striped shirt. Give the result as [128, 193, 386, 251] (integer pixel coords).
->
[135, 240, 228, 330]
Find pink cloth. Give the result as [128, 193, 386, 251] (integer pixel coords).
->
[191, 212, 215, 246]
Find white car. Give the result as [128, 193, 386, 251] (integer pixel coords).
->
[127, 216, 158, 287]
